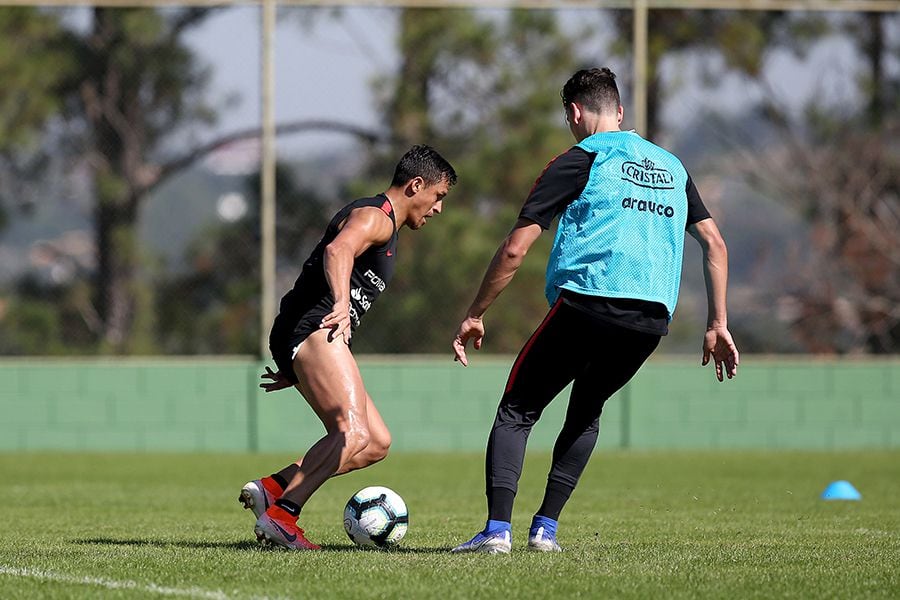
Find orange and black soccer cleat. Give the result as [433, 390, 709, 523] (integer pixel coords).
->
[254, 505, 320, 550]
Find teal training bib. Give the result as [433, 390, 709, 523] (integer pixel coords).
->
[545, 131, 688, 319]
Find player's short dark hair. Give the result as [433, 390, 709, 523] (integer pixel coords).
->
[390, 145, 457, 188]
[561, 68, 621, 115]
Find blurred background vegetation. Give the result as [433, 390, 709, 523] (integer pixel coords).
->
[0, 5, 896, 357]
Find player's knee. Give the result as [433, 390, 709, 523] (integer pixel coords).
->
[346, 426, 371, 455]
[368, 431, 391, 463]
[495, 402, 539, 427]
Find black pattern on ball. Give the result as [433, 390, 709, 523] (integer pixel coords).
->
[346, 491, 409, 547]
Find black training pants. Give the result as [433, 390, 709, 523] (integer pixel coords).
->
[485, 298, 661, 522]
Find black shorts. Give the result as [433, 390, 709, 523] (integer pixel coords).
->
[269, 309, 328, 384]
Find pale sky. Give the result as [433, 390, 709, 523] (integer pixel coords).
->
[183, 6, 398, 159]
[182, 7, 886, 163]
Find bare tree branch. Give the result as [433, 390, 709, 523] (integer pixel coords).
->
[140, 120, 392, 194]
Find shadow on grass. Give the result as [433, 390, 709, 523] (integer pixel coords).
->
[73, 538, 452, 554]
[74, 538, 260, 551]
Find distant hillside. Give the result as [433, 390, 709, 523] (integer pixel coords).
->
[0, 143, 369, 283]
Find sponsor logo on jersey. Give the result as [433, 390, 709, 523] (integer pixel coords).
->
[364, 269, 386, 292]
[621, 197, 675, 218]
[350, 287, 372, 311]
[621, 158, 675, 190]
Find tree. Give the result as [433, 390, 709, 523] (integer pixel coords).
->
[0, 8, 74, 152]
[0, 8, 77, 232]
[0, 7, 388, 355]
[155, 164, 335, 354]
[727, 13, 899, 353]
[0, 8, 221, 353]
[354, 8, 578, 353]
[608, 10, 826, 140]
[71, 8, 219, 351]
[606, 9, 897, 353]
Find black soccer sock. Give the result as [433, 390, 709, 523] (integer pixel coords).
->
[274, 498, 301, 517]
[487, 487, 516, 522]
[270, 472, 289, 490]
[536, 484, 573, 521]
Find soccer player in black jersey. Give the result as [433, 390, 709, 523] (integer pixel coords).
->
[240, 145, 456, 550]
[451, 69, 739, 553]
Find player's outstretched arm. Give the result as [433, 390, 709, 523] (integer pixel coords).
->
[688, 218, 739, 381]
[452, 219, 542, 366]
[320, 207, 394, 344]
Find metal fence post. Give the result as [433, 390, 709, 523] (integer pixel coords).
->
[260, 0, 277, 360]
[633, 0, 648, 137]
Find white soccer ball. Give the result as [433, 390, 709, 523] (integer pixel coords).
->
[343, 486, 408, 548]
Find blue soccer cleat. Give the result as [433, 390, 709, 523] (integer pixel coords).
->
[527, 515, 562, 552]
[451, 529, 512, 554]
[527, 525, 562, 552]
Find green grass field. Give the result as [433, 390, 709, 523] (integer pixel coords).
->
[1, 450, 898, 599]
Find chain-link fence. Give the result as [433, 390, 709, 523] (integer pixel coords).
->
[0, 4, 897, 357]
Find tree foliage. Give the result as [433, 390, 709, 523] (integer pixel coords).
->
[72, 8, 218, 352]
[0, 7, 895, 356]
[607, 9, 897, 353]
[156, 166, 334, 355]
[0, 7, 220, 353]
[728, 13, 899, 353]
[0, 8, 77, 234]
[353, 9, 577, 353]
[609, 10, 827, 139]
[0, 8, 75, 151]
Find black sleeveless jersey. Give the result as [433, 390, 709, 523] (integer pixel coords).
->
[276, 194, 398, 333]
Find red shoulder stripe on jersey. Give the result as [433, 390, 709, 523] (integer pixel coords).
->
[526, 152, 566, 197]
[380, 199, 393, 215]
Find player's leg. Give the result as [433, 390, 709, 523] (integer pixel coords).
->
[271, 393, 389, 477]
[528, 324, 660, 552]
[240, 395, 389, 519]
[453, 300, 589, 553]
[336, 394, 391, 474]
[255, 328, 371, 549]
[487, 301, 598, 521]
[526, 375, 602, 553]
[284, 329, 374, 502]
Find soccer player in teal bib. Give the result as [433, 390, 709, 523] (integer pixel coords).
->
[451, 68, 739, 553]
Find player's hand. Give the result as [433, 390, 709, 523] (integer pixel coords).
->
[259, 366, 293, 393]
[702, 325, 739, 382]
[452, 316, 485, 367]
[320, 302, 352, 345]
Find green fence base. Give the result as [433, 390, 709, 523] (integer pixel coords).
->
[1, 356, 897, 452]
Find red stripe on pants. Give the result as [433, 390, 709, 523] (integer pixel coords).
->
[504, 297, 564, 394]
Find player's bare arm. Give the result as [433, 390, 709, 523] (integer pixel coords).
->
[453, 219, 543, 366]
[688, 218, 739, 382]
[320, 207, 396, 343]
